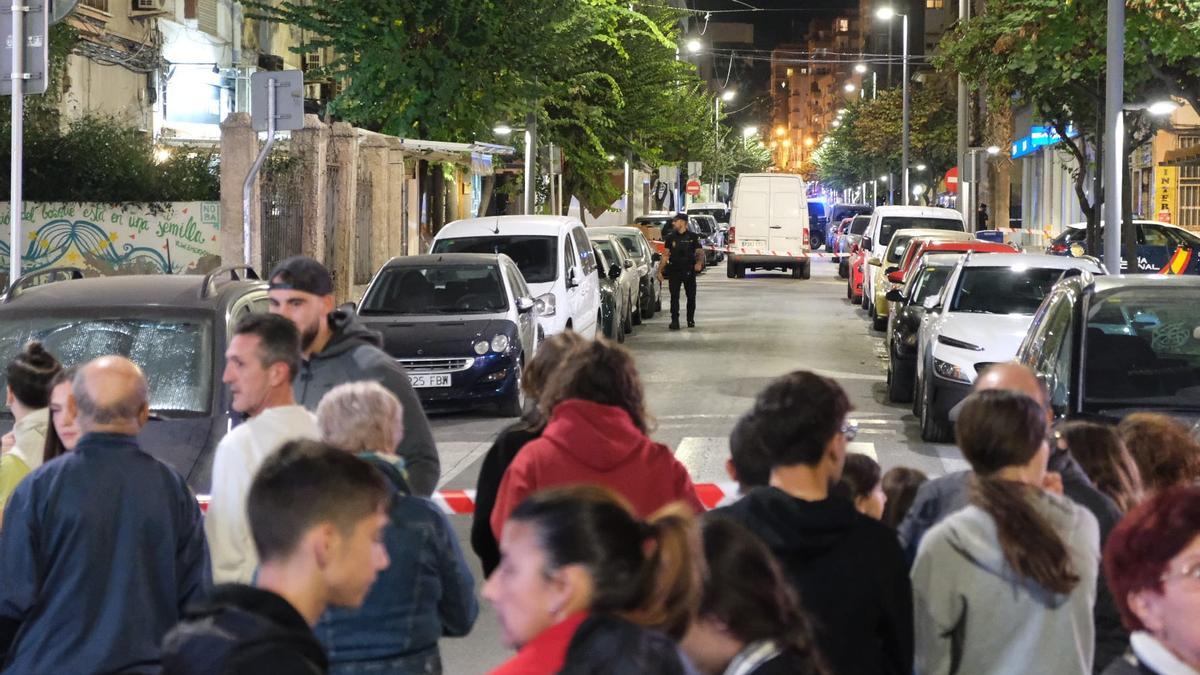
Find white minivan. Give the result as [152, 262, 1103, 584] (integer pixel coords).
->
[726, 173, 811, 279]
[431, 216, 601, 339]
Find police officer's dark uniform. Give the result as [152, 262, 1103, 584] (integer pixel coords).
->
[661, 214, 704, 330]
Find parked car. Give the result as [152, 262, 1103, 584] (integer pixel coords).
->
[884, 246, 1019, 403]
[826, 204, 874, 251]
[848, 242, 869, 304]
[431, 215, 601, 339]
[890, 238, 1020, 287]
[587, 225, 663, 319]
[807, 198, 830, 250]
[1047, 219, 1200, 274]
[687, 202, 730, 226]
[861, 205, 966, 324]
[727, 173, 811, 279]
[589, 233, 641, 331]
[591, 244, 633, 343]
[357, 254, 537, 416]
[634, 212, 678, 256]
[691, 214, 724, 266]
[1017, 275, 1200, 426]
[913, 253, 1105, 441]
[867, 228, 973, 330]
[0, 266, 268, 492]
[839, 214, 872, 279]
[827, 219, 852, 264]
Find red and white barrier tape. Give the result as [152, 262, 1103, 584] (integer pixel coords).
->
[197, 481, 742, 516]
[703, 244, 851, 260]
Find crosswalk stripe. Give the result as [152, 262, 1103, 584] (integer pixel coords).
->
[674, 436, 879, 485]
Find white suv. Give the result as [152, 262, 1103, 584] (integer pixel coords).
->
[431, 216, 601, 339]
[913, 252, 1104, 441]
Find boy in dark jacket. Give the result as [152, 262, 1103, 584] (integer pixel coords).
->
[713, 371, 913, 675]
[162, 440, 391, 674]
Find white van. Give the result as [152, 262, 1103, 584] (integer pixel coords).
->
[860, 205, 965, 315]
[431, 216, 601, 339]
[727, 173, 811, 279]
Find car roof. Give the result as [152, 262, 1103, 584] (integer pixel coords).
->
[960, 252, 1104, 271]
[0, 273, 264, 313]
[893, 228, 972, 241]
[1063, 220, 1172, 230]
[437, 215, 582, 237]
[381, 253, 508, 268]
[921, 253, 973, 267]
[1090, 274, 1200, 293]
[687, 202, 727, 210]
[589, 226, 645, 236]
[874, 205, 964, 218]
[922, 240, 1015, 253]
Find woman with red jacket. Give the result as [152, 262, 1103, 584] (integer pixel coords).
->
[489, 338, 704, 540]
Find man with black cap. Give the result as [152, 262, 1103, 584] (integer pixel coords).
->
[266, 256, 440, 496]
[658, 213, 704, 330]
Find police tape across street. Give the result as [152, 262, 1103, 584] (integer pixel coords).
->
[699, 243, 852, 259]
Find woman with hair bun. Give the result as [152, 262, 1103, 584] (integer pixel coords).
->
[483, 485, 698, 675]
[1, 342, 61, 520]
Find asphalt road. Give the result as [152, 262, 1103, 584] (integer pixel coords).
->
[432, 257, 967, 673]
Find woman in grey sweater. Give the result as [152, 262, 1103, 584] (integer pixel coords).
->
[911, 390, 1100, 675]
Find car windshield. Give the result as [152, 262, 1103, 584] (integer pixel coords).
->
[950, 266, 1066, 314]
[360, 265, 507, 315]
[911, 267, 952, 304]
[1084, 288, 1200, 408]
[1054, 227, 1087, 245]
[850, 215, 871, 235]
[0, 316, 212, 416]
[887, 236, 921, 264]
[616, 234, 641, 257]
[878, 217, 963, 246]
[690, 208, 728, 224]
[431, 236, 557, 284]
[692, 219, 715, 236]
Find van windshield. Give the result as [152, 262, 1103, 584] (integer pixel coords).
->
[689, 208, 729, 224]
[878, 217, 963, 246]
[432, 236, 558, 284]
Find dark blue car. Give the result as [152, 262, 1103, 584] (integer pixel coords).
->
[1047, 220, 1200, 274]
[356, 253, 539, 417]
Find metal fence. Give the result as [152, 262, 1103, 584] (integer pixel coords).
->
[259, 154, 305, 276]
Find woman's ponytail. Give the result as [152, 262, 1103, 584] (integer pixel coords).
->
[623, 503, 702, 640]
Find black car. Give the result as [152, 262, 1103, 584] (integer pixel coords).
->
[592, 244, 631, 343]
[1016, 274, 1200, 427]
[883, 253, 958, 403]
[356, 253, 538, 417]
[0, 266, 268, 492]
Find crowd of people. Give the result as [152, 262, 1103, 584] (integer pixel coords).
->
[0, 254, 1197, 675]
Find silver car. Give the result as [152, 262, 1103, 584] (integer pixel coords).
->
[588, 225, 663, 319]
[590, 233, 642, 332]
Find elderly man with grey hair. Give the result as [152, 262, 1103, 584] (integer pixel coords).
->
[0, 355, 209, 674]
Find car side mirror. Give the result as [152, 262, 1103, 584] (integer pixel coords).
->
[887, 270, 905, 283]
[922, 296, 940, 310]
[567, 269, 580, 289]
[623, 259, 634, 269]
[886, 288, 906, 303]
[861, 237, 873, 250]
[868, 257, 882, 267]
[609, 264, 622, 280]
[516, 296, 536, 313]
[651, 252, 662, 262]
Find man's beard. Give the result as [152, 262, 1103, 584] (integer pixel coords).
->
[300, 321, 320, 351]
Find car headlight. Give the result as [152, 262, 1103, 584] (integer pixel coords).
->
[490, 334, 510, 353]
[473, 340, 490, 355]
[937, 335, 984, 351]
[933, 357, 970, 383]
[535, 292, 556, 317]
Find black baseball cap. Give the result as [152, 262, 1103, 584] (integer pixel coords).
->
[673, 212, 688, 222]
[269, 256, 333, 296]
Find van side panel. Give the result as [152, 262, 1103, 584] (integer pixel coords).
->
[769, 176, 808, 256]
[732, 177, 770, 246]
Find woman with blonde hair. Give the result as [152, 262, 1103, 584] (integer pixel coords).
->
[315, 381, 477, 675]
[1056, 421, 1145, 512]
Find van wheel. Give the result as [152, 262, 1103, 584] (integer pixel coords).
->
[800, 261, 811, 279]
[727, 260, 737, 278]
[736, 265, 746, 279]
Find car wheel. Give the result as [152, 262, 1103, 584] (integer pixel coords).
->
[623, 302, 633, 334]
[846, 278, 853, 300]
[809, 234, 821, 250]
[497, 355, 526, 417]
[839, 260, 848, 278]
[632, 293, 643, 325]
[887, 355, 915, 403]
[861, 290, 870, 309]
[871, 311, 887, 331]
[920, 378, 953, 442]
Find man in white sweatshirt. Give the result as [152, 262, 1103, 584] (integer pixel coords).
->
[205, 313, 321, 583]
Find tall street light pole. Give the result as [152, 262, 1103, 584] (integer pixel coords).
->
[877, 7, 910, 205]
[1102, 0, 1124, 275]
[957, 0, 970, 220]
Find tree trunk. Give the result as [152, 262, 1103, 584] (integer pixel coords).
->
[989, 103, 1014, 228]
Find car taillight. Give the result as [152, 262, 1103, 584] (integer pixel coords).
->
[1050, 243, 1067, 254]
[728, 226, 736, 245]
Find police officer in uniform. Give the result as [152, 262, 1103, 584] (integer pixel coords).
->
[659, 213, 705, 330]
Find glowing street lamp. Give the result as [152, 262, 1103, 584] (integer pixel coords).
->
[854, 63, 868, 74]
[686, 38, 702, 54]
[844, 82, 857, 93]
[721, 90, 736, 102]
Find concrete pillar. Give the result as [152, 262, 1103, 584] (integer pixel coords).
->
[327, 122, 358, 302]
[291, 114, 330, 265]
[359, 136, 391, 275]
[387, 148, 406, 260]
[219, 113, 260, 270]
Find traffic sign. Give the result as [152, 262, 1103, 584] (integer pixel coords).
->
[1, 0, 48, 96]
[251, 70, 304, 132]
[686, 179, 702, 196]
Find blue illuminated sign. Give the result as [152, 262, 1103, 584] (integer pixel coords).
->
[1010, 124, 1078, 159]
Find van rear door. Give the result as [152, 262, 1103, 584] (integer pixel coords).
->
[732, 177, 770, 254]
[769, 176, 808, 258]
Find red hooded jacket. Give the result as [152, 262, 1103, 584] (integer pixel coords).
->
[490, 399, 704, 538]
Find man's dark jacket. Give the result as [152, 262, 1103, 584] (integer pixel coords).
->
[471, 418, 541, 577]
[162, 584, 328, 675]
[897, 449, 1127, 673]
[714, 487, 914, 675]
[294, 309, 440, 496]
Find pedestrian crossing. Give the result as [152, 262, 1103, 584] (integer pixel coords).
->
[673, 436, 879, 486]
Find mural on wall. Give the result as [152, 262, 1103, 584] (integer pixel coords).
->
[0, 202, 222, 279]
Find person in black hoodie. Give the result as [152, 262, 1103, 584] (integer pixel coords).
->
[713, 371, 913, 675]
[471, 330, 587, 577]
[162, 440, 391, 674]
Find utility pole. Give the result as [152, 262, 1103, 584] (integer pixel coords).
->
[957, 0, 970, 222]
[1102, 0, 1124, 275]
[523, 111, 537, 215]
[901, 12, 910, 205]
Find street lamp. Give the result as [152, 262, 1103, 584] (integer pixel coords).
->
[1125, 98, 1180, 116]
[492, 123, 513, 136]
[775, 125, 786, 137]
[721, 90, 736, 102]
[804, 136, 814, 147]
[686, 38, 702, 54]
[854, 63, 867, 74]
[844, 82, 857, 93]
[986, 145, 1001, 156]
[915, 163, 927, 171]
[742, 125, 758, 138]
[876, 6, 910, 204]
[880, 174, 889, 181]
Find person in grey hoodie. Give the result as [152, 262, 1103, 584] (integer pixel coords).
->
[912, 389, 1100, 675]
[267, 256, 440, 496]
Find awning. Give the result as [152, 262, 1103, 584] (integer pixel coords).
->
[1161, 144, 1200, 167]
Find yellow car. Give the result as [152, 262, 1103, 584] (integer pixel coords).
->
[868, 229, 973, 330]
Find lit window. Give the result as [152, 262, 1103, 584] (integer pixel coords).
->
[786, 68, 794, 76]
[926, 0, 944, 7]
[838, 18, 849, 32]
